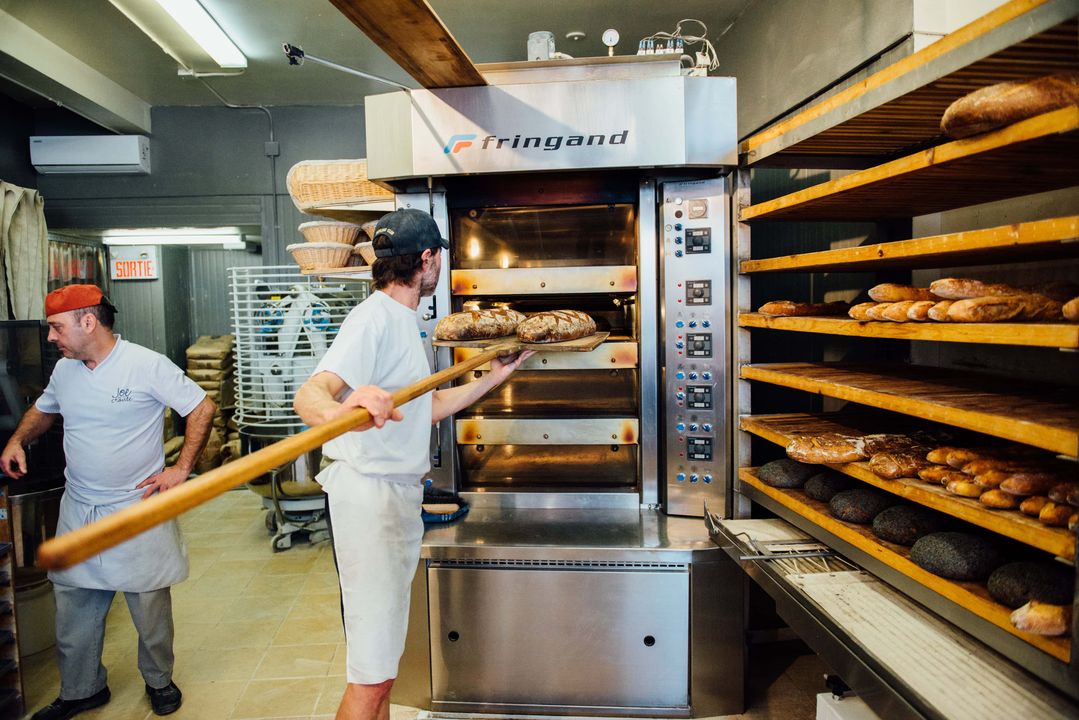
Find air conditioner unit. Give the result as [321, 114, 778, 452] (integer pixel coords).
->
[29, 135, 151, 175]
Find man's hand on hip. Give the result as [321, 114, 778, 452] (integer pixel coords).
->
[339, 384, 403, 431]
[0, 442, 26, 479]
[137, 466, 189, 499]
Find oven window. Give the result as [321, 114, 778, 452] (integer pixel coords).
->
[451, 204, 637, 269]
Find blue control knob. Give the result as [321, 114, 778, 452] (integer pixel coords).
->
[674, 250, 683, 257]
[676, 473, 686, 482]
[424, 478, 433, 487]
[702, 423, 713, 432]
[675, 423, 686, 432]
[690, 474, 699, 484]
[674, 223, 683, 231]
[688, 372, 698, 380]
[703, 474, 713, 484]
[675, 320, 684, 328]
[689, 423, 698, 432]
[675, 371, 685, 380]
[674, 236, 683, 245]
[675, 341, 684, 349]
[702, 319, 711, 328]
[702, 371, 712, 381]
[688, 320, 697, 328]
[675, 392, 686, 401]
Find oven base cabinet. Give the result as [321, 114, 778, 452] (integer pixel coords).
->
[425, 555, 742, 717]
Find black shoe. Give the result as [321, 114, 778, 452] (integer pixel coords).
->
[31, 686, 111, 720]
[146, 681, 183, 716]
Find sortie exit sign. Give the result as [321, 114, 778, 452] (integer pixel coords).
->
[109, 246, 160, 280]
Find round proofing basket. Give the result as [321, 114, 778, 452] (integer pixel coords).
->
[354, 241, 377, 265]
[286, 159, 394, 211]
[298, 220, 362, 245]
[285, 242, 354, 271]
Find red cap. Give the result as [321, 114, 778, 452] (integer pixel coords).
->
[45, 284, 115, 317]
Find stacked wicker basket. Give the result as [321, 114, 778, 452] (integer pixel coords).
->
[284, 159, 391, 272]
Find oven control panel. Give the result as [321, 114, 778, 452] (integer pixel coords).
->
[661, 178, 728, 518]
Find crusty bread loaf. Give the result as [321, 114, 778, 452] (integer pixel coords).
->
[927, 300, 954, 321]
[848, 302, 879, 321]
[786, 434, 863, 464]
[758, 300, 850, 316]
[946, 295, 1026, 322]
[1017, 294, 1063, 321]
[1020, 496, 1050, 517]
[980, 489, 1021, 510]
[865, 303, 893, 321]
[918, 465, 956, 484]
[1000, 472, 1064, 497]
[927, 446, 963, 464]
[516, 310, 596, 343]
[946, 479, 984, 498]
[930, 278, 1023, 300]
[962, 458, 1028, 476]
[941, 72, 1079, 139]
[945, 448, 983, 469]
[869, 450, 932, 479]
[1039, 502, 1073, 527]
[1010, 599, 1072, 636]
[881, 300, 918, 322]
[435, 308, 526, 340]
[973, 470, 1011, 489]
[868, 283, 937, 302]
[906, 300, 935, 321]
[1064, 296, 1079, 322]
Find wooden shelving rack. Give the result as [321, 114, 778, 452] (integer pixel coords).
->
[732, 0, 1079, 706]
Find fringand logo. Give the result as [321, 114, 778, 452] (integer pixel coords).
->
[442, 130, 630, 154]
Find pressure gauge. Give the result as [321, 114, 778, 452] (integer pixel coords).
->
[602, 28, 619, 56]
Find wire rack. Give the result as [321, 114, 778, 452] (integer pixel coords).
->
[229, 266, 368, 431]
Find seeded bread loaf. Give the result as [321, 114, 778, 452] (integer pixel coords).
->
[988, 561, 1074, 608]
[829, 488, 897, 524]
[910, 532, 1004, 581]
[758, 458, 817, 489]
[872, 505, 948, 546]
[803, 471, 856, 503]
[435, 308, 526, 341]
[516, 310, 596, 343]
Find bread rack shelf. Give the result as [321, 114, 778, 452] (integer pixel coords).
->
[739, 468, 1071, 663]
[739, 413, 1076, 559]
[300, 265, 372, 280]
[741, 1, 1077, 165]
[740, 107, 1079, 222]
[302, 200, 394, 224]
[740, 363, 1079, 456]
[738, 313, 1079, 349]
[741, 216, 1079, 273]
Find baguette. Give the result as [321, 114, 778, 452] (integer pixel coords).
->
[1010, 600, 1072, 637]
[927, 300, 954, 321]
[516, 310, 596, 343]
[848, 302, 880, 321]
[435, 308, 526, 341]
[868, 283, 937, 302]
[758, 300, 850, 317]
[961, 458, 1029, 476]
[1020, 496, 1050, 516]
[1064, 296, 1079, 322]
[946, 295, 1026, 323]
[881, 300, 918, 322]
[941, 72, 1079, 139]
[929, 278, 1024, 300]
[906, 300, 936, 321]
[980, 489, 1021, 510]
[1017, 294, 1063, 321]
[865, 303, 893, 321]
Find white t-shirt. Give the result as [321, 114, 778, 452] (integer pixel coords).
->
[36, 337, 206, 506]
[314, 290, 433, 480]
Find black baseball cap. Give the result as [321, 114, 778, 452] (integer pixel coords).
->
[372, 208, 449, 258]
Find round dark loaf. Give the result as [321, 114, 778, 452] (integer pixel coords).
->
[988, 561, 1074, 608]
[872, 505, 948, 546]
[910, 532, 1004, 581]
[803, 471, 855, 503]
[758, 458, 817, 489]
[829, 488, 897, 524]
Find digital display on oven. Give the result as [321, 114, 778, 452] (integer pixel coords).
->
[686, 384, 713, 409]
[686, 228, 711, 254]
[687, 436, 713, 461]
[686, 333, 712, 358]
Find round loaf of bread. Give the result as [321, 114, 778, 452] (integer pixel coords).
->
[803, 471, 855, 503]
[829, 488, 897, 524]
[758, 458, 816, 489]
[910, 532, 1004, 581]
[435, 308, 526, 340]
[872, 505, 947, 546]
[988, 561, 1074, 608]
[516, 310, 596, 343]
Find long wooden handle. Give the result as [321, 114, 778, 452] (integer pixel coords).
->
[36, 344, 518, 570]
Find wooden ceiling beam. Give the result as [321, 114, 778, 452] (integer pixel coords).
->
[327, 0, 486, 89]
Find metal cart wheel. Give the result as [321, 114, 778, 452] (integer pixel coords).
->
[265, 509, 278, 533]
[271, 533, 292, 552]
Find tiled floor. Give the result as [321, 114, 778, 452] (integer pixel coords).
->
[22, 489, 827, 720]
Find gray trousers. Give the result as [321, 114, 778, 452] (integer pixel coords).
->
[53, 583, 175, 700]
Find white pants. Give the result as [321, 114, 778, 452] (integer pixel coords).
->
[322, 463, 423, 684]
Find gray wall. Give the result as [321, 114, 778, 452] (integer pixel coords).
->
[716, 0, 913, 139]
[189, 247, 263, 337]
[0, 94, 37, 189]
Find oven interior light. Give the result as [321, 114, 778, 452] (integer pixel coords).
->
[499, 253, 511, 269]
[467, 237, 481, 259]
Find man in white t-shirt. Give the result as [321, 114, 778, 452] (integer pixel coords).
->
[0, 284, 215, 720]
[294, 209, 531, 720]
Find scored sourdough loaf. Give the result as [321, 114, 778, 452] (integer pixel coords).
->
[940, 72, 1079, 139]
[516, 309, 596, 343]
[867, 283, 937, 302]
[435, 308, 526, 341]
[758, 300, 850, 316]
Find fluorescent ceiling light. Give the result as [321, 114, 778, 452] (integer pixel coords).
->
[109, 0, 246, 71]
[103, 227, 244, 247]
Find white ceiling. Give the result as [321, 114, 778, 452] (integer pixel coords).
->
[1, 0, 754, 115]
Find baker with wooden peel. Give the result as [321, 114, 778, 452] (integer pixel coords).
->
[294, 208, 532, 720]
[0, 284, 215, 720]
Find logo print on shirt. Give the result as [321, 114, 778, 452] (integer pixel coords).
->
[111, 387, 133, 403]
